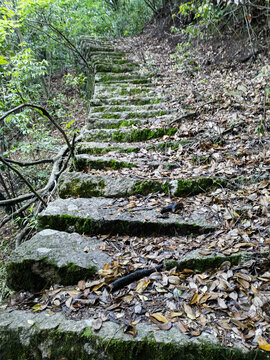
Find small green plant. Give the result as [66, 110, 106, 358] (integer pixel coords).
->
[171, 41, 199, 72]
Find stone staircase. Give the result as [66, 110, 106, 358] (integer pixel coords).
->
[0, 39, 269, 360]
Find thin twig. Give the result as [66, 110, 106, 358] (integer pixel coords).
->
[0, 156, 47, 207]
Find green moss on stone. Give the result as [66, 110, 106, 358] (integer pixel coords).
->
[38, 214, 214, 238]
[165, 253, 243, 273]
[59, 178, 105, 198]
[111, 128, 177, 143]
[74, 157, 136, 171]
[77, 145, 139, 155]
[6, 258, 96, 292]
[1, 317, 268, 359]
[105, 120, 138, 129]
[175, 177, 227, 196]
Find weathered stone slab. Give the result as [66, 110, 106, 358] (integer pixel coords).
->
[89, 103, 165, 113]
[58, 173, 229, 199]
[76, 140, 192, 155]
[84, 127, 178, 142]
[95, 63, 139, 73]
[38, 197, 217, 237]
[89, 96, 164, 106]
[0, 310, 268, 360]
[88, 117, 147, 129]
[74, 154, 136, 171]
[6, 229, 111, 291]
[76, 141, 140, 155]
[95, 72, 151, 83]
[58, 173, 168, 198]
[74, 153, 179, 172]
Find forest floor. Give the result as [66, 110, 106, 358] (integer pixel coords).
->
[1, 20, 270, 351]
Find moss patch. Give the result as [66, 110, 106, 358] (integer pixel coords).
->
[6, 258, 96, 292]
[38, 214, 214, 237]
[59, 177, 105, 198]
[77, 145, 139, 155]
[165, 253, 243, 273]
[110, 128, 177, 143]
[174, 177, 227, 196]
[74, 157, 136, 171]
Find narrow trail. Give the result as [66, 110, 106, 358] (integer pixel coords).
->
[1, 38, 269, 359]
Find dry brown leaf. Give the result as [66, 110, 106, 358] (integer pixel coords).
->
[183, 302, 196, 320]
[157, 321, 172, 330]
[150, 313, 168, 323]
[177, 320, 187, 333]
[78, 280, 86, 291]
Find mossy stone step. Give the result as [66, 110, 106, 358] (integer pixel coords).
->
[76, 141, 140, 155]
[76, 140, 192, 155]
[1, 310, 268, 360]
[95, 63, 139, 73]
[95, 72, 151, 83]
[38, 197, 217, 237]
[89, 103, 166, 114]
[74, 154, 179, 172]
[93, 57, 135, 65]
[88, 118, 147, 129]
[165, 249, 255, 273]
[58, 173, 228, 199]
[95, 86, 157, 98]
[58, 173, 168, 198]
[6, 229, 111, 292]
[84, 127, 178, 142]
[89, 96, 164, 106]
[74, 154, 136, 171]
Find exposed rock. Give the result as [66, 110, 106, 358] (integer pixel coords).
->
[7, 229, 111, 291]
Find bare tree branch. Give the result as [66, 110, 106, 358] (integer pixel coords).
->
[0, 103, 74, 158]
[0, 156, 47, 207]
[2, 157, 54, 167]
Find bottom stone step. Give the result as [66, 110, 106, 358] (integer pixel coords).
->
[7, 229, 111, 291]
[0, 310, 268, 360]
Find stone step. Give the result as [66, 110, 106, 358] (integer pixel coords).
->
[93, 57, 135, 65]
[58, 173, 227, 199]
[95, 72, 151, 84]
[7, 229, 111, 291]
[89, 103, 166, 114]
[87, 114, 173, 129]
[87, 118, 148, 129]
[89, 96, 164, 106]
[83, 127, 178, 142]
[38, 197, 217, 237]
[95, 63, 139, 73]
[73, 154, 179, 172]
[95, 86, 157, 98]
[76, 140, 192, 155]
[1, 310, 266, 360]
[74, 154, 136, 171]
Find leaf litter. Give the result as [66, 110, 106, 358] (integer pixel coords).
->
[6, 31, 270, 352]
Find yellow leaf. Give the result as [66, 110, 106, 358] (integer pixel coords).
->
[150, 313, 168, 323]
[258, 343, 270, 351]
[170, 311, 183, 318]
[136, 279, 150, 293]
[190, 293, 198, 305]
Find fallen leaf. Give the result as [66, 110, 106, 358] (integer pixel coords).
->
[150, 313, 168, 323]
